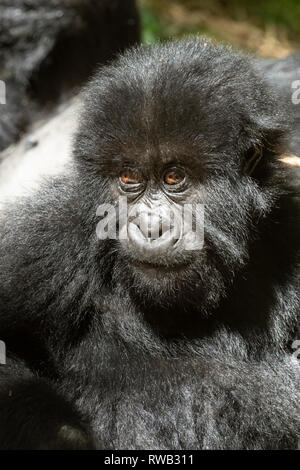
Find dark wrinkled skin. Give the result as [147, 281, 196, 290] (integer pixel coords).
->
[0, 39, 299, 449]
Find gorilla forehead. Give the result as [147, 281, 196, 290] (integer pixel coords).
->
[77, 38, 287, 170]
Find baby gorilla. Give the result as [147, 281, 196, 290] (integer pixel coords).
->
[0, 39, 299, 450]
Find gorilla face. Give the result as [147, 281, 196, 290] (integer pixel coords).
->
[74, 39, 289, 311]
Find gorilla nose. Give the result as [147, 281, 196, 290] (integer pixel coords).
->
[127, 211, 179, 255]
[138, 213, 164, 240]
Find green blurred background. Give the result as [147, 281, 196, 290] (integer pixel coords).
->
[138, 0, 300, 57]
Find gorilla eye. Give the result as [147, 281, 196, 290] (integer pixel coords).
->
[120, 169, 142, 185]
[163, 169, 185, 186]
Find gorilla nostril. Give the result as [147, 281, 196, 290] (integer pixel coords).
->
[159, 222, 163, 239]
[138, 213, 151, 240]
[128, 222, 145, 245]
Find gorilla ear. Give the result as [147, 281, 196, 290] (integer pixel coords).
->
[243, 147, 263, 176]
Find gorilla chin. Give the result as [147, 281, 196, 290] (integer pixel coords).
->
[122, 245, 230, 314]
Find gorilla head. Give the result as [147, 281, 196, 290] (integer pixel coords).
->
[73, 38, 290, 314]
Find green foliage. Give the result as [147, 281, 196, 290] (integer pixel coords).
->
[140, 0, 300, 43]
[222, 0, 300, 35]
[140, 4, 166, 43]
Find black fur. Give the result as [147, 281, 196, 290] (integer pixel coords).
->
[258, 53, 300, 156]
[0, 39, 299, 450]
